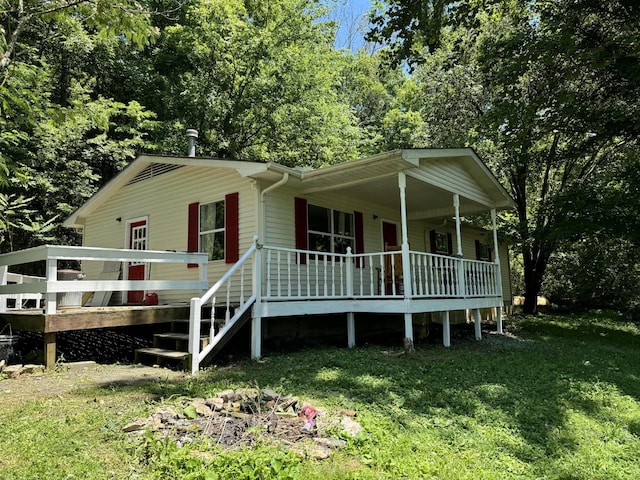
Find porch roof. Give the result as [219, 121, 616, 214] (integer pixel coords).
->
[268, 148, 515, 219]
[63, 149, 514, 228]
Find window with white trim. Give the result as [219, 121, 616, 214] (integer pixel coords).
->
[200, 200, 225, 261]
[308, 204, 354, 254]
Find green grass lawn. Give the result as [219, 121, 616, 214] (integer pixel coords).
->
[2, 312, 640, 479]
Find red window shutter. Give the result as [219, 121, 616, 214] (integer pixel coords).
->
[354, 211, 364, 267]
[475, 240, 482, 260]
[187, 202, 199, 268]
[447, 233, 453, 255]
[488, 247, 493, 262]
[294, 197, 308, 264]
[225, 192, 239, 264]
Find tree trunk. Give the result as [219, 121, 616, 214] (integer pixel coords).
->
[522, 241, 550, 315]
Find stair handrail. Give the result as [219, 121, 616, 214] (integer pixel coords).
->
[189, 236, 261, 374]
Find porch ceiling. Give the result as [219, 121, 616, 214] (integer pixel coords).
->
[299, 174, 492, 219]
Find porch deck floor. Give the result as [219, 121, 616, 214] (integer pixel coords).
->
[0, 304, 190, 334]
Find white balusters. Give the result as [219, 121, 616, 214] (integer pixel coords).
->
[276, 250, 282, 297]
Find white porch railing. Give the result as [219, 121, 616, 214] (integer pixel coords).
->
[0, 245, 208, 314]
[262, 246, 500, 300]
[0, 272, 45, 310]
[189, 237, 260, 374]
[409, 252, 499, 298]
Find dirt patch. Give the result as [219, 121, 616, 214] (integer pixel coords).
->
[0, 362, 186, 405]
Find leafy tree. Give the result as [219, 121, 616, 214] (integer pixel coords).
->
[334, 51, 424, 154]
[0, 0, 157, 251]
[139, 0, 360, 167]
[369, 0, 640, 313]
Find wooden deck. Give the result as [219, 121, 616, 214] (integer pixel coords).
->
[0, 304, 190, 368]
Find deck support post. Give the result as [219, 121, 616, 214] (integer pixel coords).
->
[442, 311, 451, 347]
[251, 236, 263, 360]
[251, 316, 262, 359]
[404, 312, 413, 343]
[474, 308, 482, 340]
[188, 297, 202, 374]
[347, 312, 355, 348]
[44, 332, 56, 369]
[496, 306, 503, 335]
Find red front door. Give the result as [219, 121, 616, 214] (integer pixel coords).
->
[382, 221, 398, 248]
[127, 220, 147, 304]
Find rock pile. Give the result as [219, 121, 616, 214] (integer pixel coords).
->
[124, 387, 362, 459]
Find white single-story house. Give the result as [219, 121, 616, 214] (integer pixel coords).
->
[57, 147, 515, 371]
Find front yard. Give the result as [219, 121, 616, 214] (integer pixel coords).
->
[2, 312, 640, 479]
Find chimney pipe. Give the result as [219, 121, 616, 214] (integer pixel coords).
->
[186, 129, 198, 157]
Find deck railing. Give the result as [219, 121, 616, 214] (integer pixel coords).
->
[0, 245, 208, 314]
[0, 272, 46, 311]
[189, 237, 260, 374]
[262, 246, 500, 300]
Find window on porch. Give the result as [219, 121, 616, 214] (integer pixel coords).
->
[308, 204, 354, 254]
[475, 240, 493, 262]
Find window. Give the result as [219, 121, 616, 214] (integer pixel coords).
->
[475, 240, 493, 262]
[434, 232, 449, 254]
[308, 204, 354, 254]
[429, 229, 453, 255]
[188, 193, 238, 267]
[200, 200, 225, 261]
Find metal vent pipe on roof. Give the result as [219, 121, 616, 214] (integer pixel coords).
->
[186, 129, 198, 157]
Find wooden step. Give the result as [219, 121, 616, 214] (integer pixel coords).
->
[170, 318, 212, 335]
[154, 332, 203, 341]
[171, 318, 212, 323]
[153, 332, 210, 350]
[135, 347, 190, 369]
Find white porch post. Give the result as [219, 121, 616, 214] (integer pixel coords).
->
[398, 172, 413, 342]
[454, 194, 466, 297]
[251, 236, 262, 360]
[453, 194, 463, 257]
[442, 311, 451, 347]
[45, 258, 57, 314]
[474, 308, 482, 340]
[0, 265, 7, 313]
[491, 209, 504, 334]
[200, 257, 208, 296]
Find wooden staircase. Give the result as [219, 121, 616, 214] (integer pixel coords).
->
[134, 316, 211, 370]
[134, 305, 252, 370]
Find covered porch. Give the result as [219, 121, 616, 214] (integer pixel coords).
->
[189, 149, 515, 372]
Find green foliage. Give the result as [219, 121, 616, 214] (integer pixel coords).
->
[373, 0, 640, 313]
[544, 237, 640, 319]
[142, 0, 360, 166]
[0, 0, 157, 250]
[334, 51, 424, 154]
[0, 193, 57, 252]
[142, 434, 301, 480]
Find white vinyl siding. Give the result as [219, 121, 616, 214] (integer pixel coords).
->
[82, 166, 258, 304]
